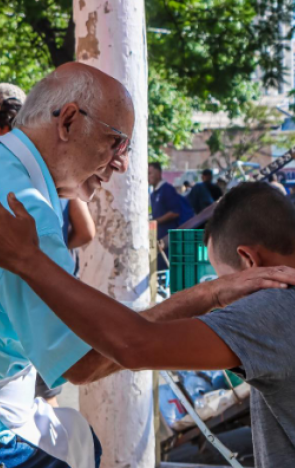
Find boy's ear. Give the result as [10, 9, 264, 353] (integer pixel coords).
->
[237, 245, 262, 268]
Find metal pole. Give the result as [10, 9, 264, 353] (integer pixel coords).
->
[160, 371, 244, 468]
[74, 1, 154, 467]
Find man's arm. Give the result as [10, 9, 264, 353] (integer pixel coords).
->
[6, 241, 242, 371]
[64, 349, 122, 384]
[155, 211, 179, 224]
[19, 249, 292, 371]
[0, 195, 295, 373]
[63, 279, 221, 384]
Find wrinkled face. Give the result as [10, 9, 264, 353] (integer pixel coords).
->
[207, 237, 240, 277]
[55, 103, 134, 202]
[148, 166, 161, 187]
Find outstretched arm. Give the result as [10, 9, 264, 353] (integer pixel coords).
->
[0, 194, 294, 372]
[7, 243, 241, 370]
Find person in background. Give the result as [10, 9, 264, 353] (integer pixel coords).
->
[182, 180, 192, 196]
[0, 83, 26, 135]
[148, 162, 181, 269]
[67, 199, 96, 250]
[60, 198, 96, 277]
[268, 173, 287, 196]
[189, 168, 223, 214]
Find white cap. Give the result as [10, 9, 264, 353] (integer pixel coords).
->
[0, 83, 26, 108]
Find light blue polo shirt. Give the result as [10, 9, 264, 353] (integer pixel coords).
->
[0, 129, 92, 439]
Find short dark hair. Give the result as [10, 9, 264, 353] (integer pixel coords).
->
[0, 98, 22, 130]
[183, 180, 190, 187]
[202, 169, 213, 178]
[149, 162, 162, 172]
[205, 181, 295, 268]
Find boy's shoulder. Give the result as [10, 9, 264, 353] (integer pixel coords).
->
[232, 285, 295, 308]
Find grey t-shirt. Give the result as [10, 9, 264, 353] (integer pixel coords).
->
[198, 287, 295, 468]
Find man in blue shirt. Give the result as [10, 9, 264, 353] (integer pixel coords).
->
[149, 162, 181, 269]
[189, 169, 222, 215]
[0, 62, 135, 468]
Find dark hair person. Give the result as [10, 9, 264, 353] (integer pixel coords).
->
[205, 181, 295, 268]
[0, 83, 26, 135]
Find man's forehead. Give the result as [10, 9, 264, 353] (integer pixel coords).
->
[96, 90, 134, 136]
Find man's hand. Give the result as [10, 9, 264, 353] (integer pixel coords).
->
[1, 193, 295, 313]
[0, 193, 39, 275]
[210, 266, 292, 309]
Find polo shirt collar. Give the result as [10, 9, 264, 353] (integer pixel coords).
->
[154, 180, 166, 192]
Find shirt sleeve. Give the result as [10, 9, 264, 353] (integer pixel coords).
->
[0, 232, 92, 389]
[198, 288, 295, 383]
[162, 184, 181, 215]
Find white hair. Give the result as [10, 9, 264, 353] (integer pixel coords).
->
[14, 68, 100, 133]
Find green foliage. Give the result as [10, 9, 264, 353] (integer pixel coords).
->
[1, 0, 294, 165]
[0, 0, 72, 91]
[146, 0, 294, 111]
[0, 0, 196, 163]
[148, 67, 195, 164]
[0, 2, 51, 90]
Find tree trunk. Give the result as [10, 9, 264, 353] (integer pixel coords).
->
[73, 1, 154, 467]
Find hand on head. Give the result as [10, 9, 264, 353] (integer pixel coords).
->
[209, 266, 294, 309]
[1, 192, 295, 310]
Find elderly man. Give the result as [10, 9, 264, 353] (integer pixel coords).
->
[0, 63, 133, 468]
[0, 81, 97, 411]
[0, 64, 294, 468]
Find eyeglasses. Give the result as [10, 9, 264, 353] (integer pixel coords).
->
[52, 108, 131, 157]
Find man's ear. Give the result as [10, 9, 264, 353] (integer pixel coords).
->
[236, 245, 262, 268]
[57, 103, 80, 142]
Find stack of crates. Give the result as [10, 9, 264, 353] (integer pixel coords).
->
[169, 229, 216, 294]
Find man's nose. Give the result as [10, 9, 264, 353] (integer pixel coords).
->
[111, 152, 129, 174]
[120, 153, 129, 173]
